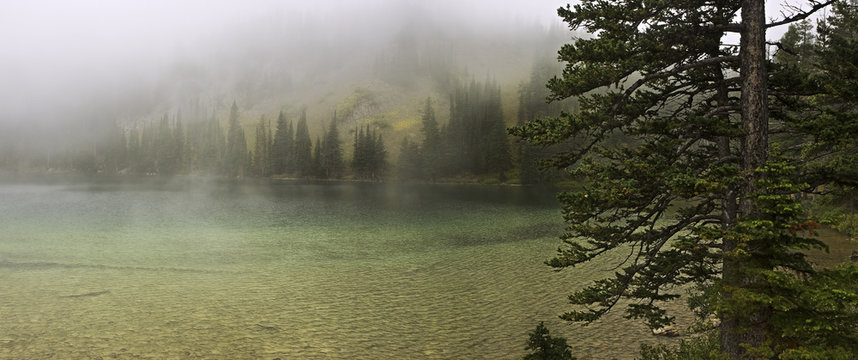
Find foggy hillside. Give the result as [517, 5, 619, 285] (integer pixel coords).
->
[0, 1, 570, 161]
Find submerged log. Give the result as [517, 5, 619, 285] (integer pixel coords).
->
[61, 290, 110, 298]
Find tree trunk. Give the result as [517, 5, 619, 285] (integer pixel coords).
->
[722, 0, 769, 357]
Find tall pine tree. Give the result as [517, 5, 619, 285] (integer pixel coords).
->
[225, 101, 248, 177]
[511, 0, 854, 358]
[271, 110, 294, 176]
[294, 108, 313, 177]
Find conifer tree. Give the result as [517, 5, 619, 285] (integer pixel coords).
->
[421, 97, 442, 180]
[321, 115, 343, 179]
[511, 0, 853, 358]
[311, 136, 323, 178]
[294, 108, 313, 177]
[271, 110, 293, 175]
[174, 116, 185, 174]
[517, 56, 578, 184]
[225, 101, 248, 177]
[353, 126, 370, 178]
[398, 137, 422, 180]
[252, 115, 271, 177]
[445, 77, 512, 177]
[372, 130, 387, 180]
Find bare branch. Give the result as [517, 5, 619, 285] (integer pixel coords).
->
[766, 0, 837, 28]
[766, 41, 798, 57]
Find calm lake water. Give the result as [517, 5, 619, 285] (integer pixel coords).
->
[0, 176, 849, 359]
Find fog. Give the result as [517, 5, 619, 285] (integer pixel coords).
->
[0, 0, 807, 160]
[0, 1, 567, 154]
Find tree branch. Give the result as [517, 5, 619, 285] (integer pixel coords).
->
[766, 0, 837, 28]
[613, 56, 741, 113]
[767, 41, 798, 57]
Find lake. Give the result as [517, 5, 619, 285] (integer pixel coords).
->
[4, 176, 845, 359]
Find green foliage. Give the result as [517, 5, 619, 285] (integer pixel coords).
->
[522, 322, 575, 360]
[271, 110, 294, 175]
[517, 55, 579, 185]
[294, 109, 313, 177]
[224, 101, 248, 177]
[421, 97, 442, 180]
[397, 137, 423, 180]
[444, 78, 511, 178]
[320, 115, 344, 179]
[511, 0, 858, 358]
[638, 332, 725, 360]
[352, 125, 387, 180]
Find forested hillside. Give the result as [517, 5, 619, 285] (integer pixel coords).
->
[0, 2, 574, 182]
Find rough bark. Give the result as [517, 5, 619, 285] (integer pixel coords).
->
[721, 0, 769, 357]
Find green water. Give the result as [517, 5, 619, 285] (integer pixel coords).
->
[4, 176, 846, 359]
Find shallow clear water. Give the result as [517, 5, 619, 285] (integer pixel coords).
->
[10, 176, 845, 359]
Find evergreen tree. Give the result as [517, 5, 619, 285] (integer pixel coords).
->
[353, 126, 371, 178]
[398, 137, 423, 180]
[511, 0, 854, 358]
[174, 116, 185, 174]
[252, 115, 272, 177]
[225, 101, 248, 177]
[483, 81, 512, 178]
[198, 111, 225, 175]
[103, 122, 128, 174]
[445, 77, 512, 177]
[421, 97, 442, 180]
[127, 127, 142, 174]
[517, 56, 579, 184]
[372, 130, 387, 180]
[772, 20, 816, 68]
[522, 322, 575, 360]
[271, 110, 293, 175]
[311, 136, 323, 178]
[294, 108, 313, 177]
[353, 125, 387, 180]
[321, 115, 343, 179]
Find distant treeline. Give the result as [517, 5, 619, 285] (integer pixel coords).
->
[1, 69, 577, 184]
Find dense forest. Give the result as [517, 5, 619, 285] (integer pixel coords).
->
[0, 71, 579, 184]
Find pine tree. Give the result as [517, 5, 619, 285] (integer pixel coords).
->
[522, 322, 575, 360]
[311, 136, 323, 178]
[517, 56, 579, 184]
[511, 0, 852, 358]
[372, 130, 387, 180]
[445, 77, 512, 177]
[353, 126, 371, 178]
[483, 80, 512, 179]
[253, 115, 271, 177]
[321, 115, 343, 179]
[174, 116, 185, 174]
[271, 110, 293, 175]
[398, 137, 423, 180]
[294, 108, 313, 177]
[225, 101, 248, 177]
[421, 97, 442, 180]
